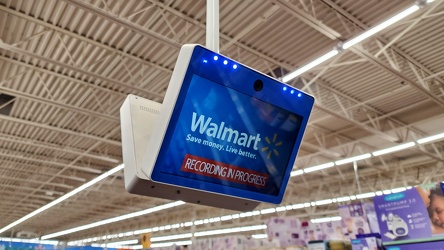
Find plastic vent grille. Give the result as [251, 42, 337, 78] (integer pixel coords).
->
[139, 105, 159, 114]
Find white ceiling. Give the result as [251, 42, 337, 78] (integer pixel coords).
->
[0, 0, 444, 245]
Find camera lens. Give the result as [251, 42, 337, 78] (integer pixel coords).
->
[254, 80, 263, 92]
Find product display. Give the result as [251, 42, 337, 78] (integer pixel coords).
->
[266, 217, 304, 247]
[384, 240, 444, 250]
[373, 182, 444, 242]
[320, 221, 345, 241]
[338, 203, 372, 239]
[307, 240, 351, 250]
[363, 203, 380, 234]
[265, 217, 347, 247]
[351, 234, 382, 250]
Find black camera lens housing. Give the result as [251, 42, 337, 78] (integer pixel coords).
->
[253, 80, 264, 92]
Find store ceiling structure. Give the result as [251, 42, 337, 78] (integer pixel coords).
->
[1, 0, 444, 244]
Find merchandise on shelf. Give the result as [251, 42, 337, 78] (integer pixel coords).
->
[373, 182, 444, 243]
[338, 203, 372, 239]
[351, 234, 382, 250]
[266, 217, 305, 247]
[384, 240, 444, 250]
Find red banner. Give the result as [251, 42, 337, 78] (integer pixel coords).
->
[181, 154, 269, 188]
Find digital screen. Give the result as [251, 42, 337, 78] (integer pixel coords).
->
[155, 74, 302, 196]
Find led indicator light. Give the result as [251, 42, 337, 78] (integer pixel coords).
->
[203, 59, 208, 63]
[233, 64, 238, 69]
[283, 87, 287, 91]
[297, 93, 302, 97]
[214, 55, 218, 60]
[223, 60, 228, 65]
[290, 90, 295, 94]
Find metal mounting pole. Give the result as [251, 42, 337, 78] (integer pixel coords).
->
[206, 0, 219, 52]
[354, 161, 363, 196]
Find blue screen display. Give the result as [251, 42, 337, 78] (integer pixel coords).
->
[155, 74, 301, 196]
[150, 45, 314, 203]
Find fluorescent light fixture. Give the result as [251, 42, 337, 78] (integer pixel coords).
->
[194, 220, 203, 225]
[276, 206, 287, 212]
[343, 5, 419, 49]
[151, 241, 191, 248]
[335, 153, 371, 165]
[336, 196, 351, 202]
[239, 212, 254, 218]
[0, 164, 124, 234]
[311, 216, 341, 223]
[292, 203, 305, 209]
[41, 200, 184, 239]
[372, 142, 415, 156]
[151, 233, 192, 242]
[315, 199, 333, 206]
[106, 240, 138, 246]
[194, 225, 267, 237]
[0, 237, 58, 245]
[303, 162, 335, 173]
[391, 187, 407, 193]
[383, 189, 392, 195]
[331, 216, 342, 221]
[290, 169, 304, 176]
[209, 217, 220, 222]
[356, 192, 376, 199]
[92, 155, 120, 163]
[282, 50, 338, 82]
[417, 132, 444, 144]
[260, 208, 276, 214]
[291, 131, 444, 176]
[281, 2, 429, 82]
[220, 215, 233, 221]
[252, 234, 268, 239]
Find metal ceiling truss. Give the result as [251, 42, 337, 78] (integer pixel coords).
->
[0, 0, 443, 241]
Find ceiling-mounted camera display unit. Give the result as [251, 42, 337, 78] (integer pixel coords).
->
[121, 44, 314, 211]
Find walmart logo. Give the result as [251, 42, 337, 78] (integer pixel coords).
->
[262, 134, 282, 159]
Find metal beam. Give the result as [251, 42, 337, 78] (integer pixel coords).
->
[0, 114, 121, 147]
[350, 47, 444, 107]
[0, 133, 119, 164]
[62, 0, 180, 49]
[0, 5, 171, 74]
[0, 174, 73, 189]
[0, 149, 101, 174]
[271, 0, 340, 39]
[0, 162, 86, 182]
[0, 72, 119, 123]
[0, 40, 163, 100]
[323, 0, 444, 82]
[272, 0, 444, 107]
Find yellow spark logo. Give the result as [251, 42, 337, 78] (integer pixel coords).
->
[261, 133, 282, 159]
